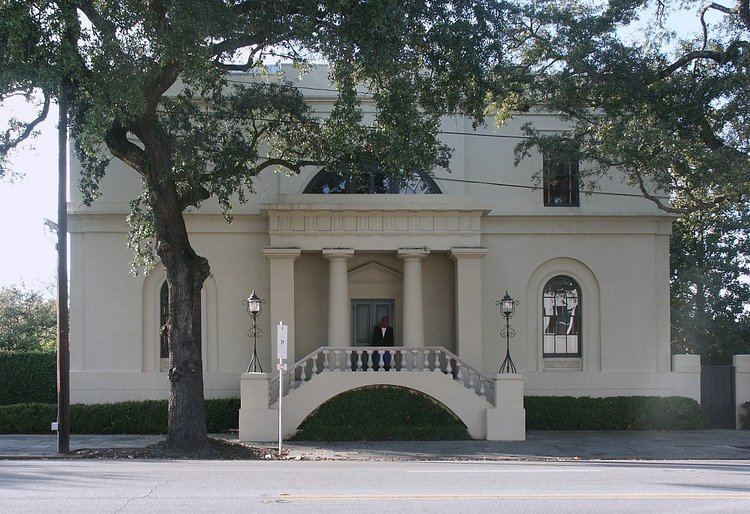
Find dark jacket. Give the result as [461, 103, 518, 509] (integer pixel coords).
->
[372, 325, 394, 346]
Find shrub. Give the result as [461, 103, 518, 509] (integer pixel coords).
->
[291, 385, 471, 441]
[524, 395, 707, 430]
[0, 398, 240, 434]
[0, 351, 56, 405]
[740, 402, 750, 429]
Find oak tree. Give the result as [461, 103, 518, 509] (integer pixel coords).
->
[1, 0, 527, 450]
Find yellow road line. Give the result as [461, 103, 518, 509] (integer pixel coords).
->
[278, 493, 750, 501]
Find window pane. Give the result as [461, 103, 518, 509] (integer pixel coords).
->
[542, 275, 582, 357]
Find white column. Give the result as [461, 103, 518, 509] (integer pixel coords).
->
[323, 248, 355, 347]
[449, 247, 488, 370]
[398, 248, 429, 347]
[263, 248, 301, 363]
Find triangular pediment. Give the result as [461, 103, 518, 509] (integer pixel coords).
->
[348, 262, 402, 284]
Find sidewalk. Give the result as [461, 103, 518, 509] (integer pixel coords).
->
[1, 430, 748, 460]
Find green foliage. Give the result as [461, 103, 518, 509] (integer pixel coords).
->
[670, 207, 750, 363]
[291, 386, 471, 441]
[0, 285, 56, 351]
[0, 399, 241, 434]
[504, 0, 749, 215]
[524, 396, 707, 431]
[0, 350, 56, 405]
[740, 402, 750, 430]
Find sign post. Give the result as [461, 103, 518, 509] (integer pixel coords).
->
[276, 322, 288, 455]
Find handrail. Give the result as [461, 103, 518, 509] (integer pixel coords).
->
[268, 346, 495, 406]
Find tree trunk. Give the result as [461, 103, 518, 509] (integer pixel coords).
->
[164, 258, 209, 450]
[149, 171, 210, 451]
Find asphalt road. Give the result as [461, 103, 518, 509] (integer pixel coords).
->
[1, 459, 749, 513]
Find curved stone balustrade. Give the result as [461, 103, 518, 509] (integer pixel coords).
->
[268, 346, 495, 406]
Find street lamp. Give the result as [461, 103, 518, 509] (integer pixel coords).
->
[244, 290, 265, 373]
[496, 291, 519, 374]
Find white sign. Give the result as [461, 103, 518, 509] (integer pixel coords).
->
[277, 322, 288, 360]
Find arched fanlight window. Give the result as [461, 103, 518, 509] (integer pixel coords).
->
[160, 281, 202, 371]
[303, 168, 441, 194]
[542, 275, 581, 357]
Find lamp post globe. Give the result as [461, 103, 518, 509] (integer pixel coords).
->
[247, 290, 262, 316]
[500, 291, 515, 317]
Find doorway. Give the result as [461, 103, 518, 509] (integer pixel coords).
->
[351, 299, 395, 346]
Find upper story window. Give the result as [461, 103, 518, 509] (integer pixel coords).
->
[304, 168, 441, 194]
[542, 275, 582, 358]
[543, 155, 579, 207]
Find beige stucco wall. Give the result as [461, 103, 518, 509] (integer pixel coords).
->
[67, 65, 691, 404]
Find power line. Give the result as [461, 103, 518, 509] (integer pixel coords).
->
[433, 176, 670, 199]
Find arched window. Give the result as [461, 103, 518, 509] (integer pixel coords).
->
[542, 275, 581, 357]
[160, 281, 202, 371]
[303, 168, 441, 194]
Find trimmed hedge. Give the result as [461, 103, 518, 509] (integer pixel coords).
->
[525, 395, 707, 430]
[0, 395, 706, 436]
[291, 385, 471, 441]
[0, 399, 240, 434]
[0, 351, 56, 405]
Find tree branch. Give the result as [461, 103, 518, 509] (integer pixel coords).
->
[0, 93, 51, 155]
[104, 123, 148, 174]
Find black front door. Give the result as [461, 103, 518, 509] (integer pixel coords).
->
[701, 365, 736, 428]
[351, 299, 395, 346]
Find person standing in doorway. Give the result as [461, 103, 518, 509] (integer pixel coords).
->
[372, 316, 394, 370]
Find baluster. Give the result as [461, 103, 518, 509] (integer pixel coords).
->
[323, 350, 330, 371]
[345, 350, 353, 371]
[356, 350, 363, 371]
[445, 357, 453, 375]
[334, 350, 340, 372]
[434, 351, 440, 371]
[423, 349, 430, 371]
[479, 380, 486, 398]
[389, 350, 396, 371]
[468, 371, 475, 390]
[411, 350, 417, 371]
[456, 363, 463, 382]
[366, 350, 374, 371]
[312, 354, 319, 376]
[286, 371, 294, 392]
[375, 350, 383, 371]
[300, 360, 307, 382]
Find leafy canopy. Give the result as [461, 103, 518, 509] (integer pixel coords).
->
[1, 0, 533, 270]
[501, 0, 749, 214]
[0, 285, 56, 351]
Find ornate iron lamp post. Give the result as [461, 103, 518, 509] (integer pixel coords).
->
[244, 290, 265, 373]
[496, 291, 519, 374]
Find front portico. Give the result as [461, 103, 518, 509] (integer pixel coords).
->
[237, 194, 526, 441]
[261, 194, 490, 368]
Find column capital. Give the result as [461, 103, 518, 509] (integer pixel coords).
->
[449, 247, 488, 261]
[263, 247, 301, 260]
[397, 247, 430, 261]
[322, 248, 355, 260]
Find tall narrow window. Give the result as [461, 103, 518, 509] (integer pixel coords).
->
[160, 281, 202, 371]
[543, 155, 579, 207]
[542, 275, 582, 357]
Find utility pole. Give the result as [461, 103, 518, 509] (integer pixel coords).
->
[56, 88, 70, 454]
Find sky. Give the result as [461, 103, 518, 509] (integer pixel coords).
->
[0, 4, 709, 292]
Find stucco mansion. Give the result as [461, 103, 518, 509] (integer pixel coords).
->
[68, 67, 700, 440]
